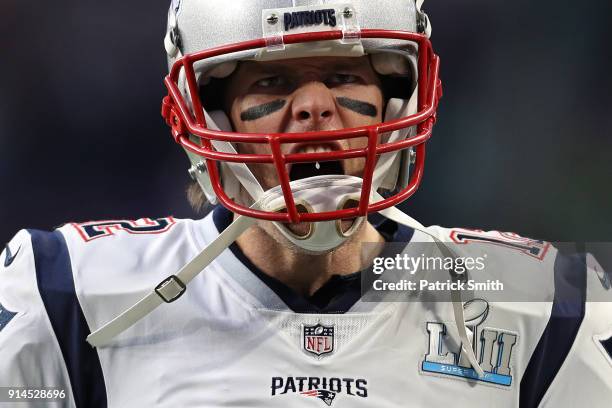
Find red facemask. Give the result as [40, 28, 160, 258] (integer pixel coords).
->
[162, 29, 442, 223]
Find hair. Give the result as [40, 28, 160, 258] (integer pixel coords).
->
[187, 181, 208, 213]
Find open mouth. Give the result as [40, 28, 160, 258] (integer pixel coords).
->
[289, 160, 344, 181]
[288, 144, 344, 182]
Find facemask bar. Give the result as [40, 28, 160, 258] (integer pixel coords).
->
[162, 29, 441, 223]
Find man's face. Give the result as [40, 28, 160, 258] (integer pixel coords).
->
[223, 56, 384, 194]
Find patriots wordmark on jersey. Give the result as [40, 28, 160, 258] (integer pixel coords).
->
[0, 206, 611, 407]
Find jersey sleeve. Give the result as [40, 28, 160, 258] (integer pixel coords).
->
[0, 229, 85, 407]
[523, 252, 612, 407]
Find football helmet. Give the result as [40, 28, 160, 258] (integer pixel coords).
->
[161, 0, 442, 252]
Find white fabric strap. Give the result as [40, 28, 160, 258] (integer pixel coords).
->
[450, 286, 485, 377]
[86, 213, 256, 347]
[379, 204, 485, 377]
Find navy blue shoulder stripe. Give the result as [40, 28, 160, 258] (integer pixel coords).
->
[29, 229, 107, 408]
[519, 253, 587, 407]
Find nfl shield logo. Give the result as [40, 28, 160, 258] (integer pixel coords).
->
[303, 324, 334, 357]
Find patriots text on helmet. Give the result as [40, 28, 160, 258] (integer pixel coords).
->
[284, 9, 337, 31]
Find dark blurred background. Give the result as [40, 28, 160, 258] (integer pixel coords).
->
[1, 0, 611, 245]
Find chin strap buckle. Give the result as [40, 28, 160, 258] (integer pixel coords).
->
[155, 275, 186, 303]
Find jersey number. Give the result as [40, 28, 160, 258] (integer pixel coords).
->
[450, 229, 550, 260]
[72, 217, 176, 242]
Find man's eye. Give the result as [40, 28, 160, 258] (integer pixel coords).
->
[327, 73, 359, 85]
[254, 76, 287, 88]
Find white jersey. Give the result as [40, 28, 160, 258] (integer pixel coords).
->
[0, 207, 610, 407]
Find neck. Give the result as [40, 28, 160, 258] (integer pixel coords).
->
[235, 218, 385, 297]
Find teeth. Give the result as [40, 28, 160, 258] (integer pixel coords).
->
[297, 145, 332, 154]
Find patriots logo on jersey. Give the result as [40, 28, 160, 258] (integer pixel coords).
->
[301, 389, 337, 406]
[421, 299, 518, 387]
[0, 302, 17, 333]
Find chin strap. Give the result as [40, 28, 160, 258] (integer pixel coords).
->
[378, 205, 485, 377]
[86, 212, 256, 347]
[87, 202, 485, 377]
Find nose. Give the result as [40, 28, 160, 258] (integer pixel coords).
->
[290, 81, 336, 126]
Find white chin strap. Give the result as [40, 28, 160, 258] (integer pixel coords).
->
[377, 205, 485, 378]
[86, 193, 485, 378]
